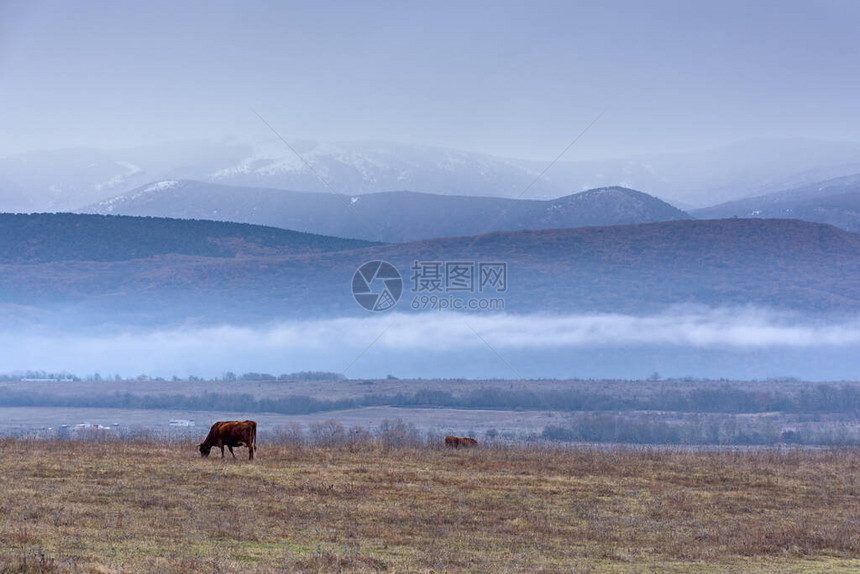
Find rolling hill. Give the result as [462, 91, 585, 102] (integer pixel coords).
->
[693, 173, 860, 232]
[0, 212, 375, 263]
[82, 181, 690, 242]
[0, 214, 857, 327]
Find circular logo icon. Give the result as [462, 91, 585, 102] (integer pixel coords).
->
[352, 261, 403, 312]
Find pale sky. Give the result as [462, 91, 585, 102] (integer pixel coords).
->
[1, 0, 859, 160]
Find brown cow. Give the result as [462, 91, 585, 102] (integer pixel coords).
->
[445, 435, 478, 449]
[199, 420, 257, 460]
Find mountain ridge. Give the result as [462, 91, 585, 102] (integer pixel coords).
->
[81, 180, 690, 242]
[0, 214, 857, 325]
[5, 137, 860, 213]
[692, 173, 860, 232]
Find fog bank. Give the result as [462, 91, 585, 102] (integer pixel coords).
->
[2, 308, 857, 380]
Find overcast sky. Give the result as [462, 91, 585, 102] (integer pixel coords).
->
[1, 1, 858, 160]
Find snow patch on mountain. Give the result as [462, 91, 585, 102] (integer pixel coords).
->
[140, 180, 179, 195]
[203, 140, 570, 197]
[94, 161, 143, 192]
[93, 180, 182, 213]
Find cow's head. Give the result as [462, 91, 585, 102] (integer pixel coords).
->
[199, 443, 212, 457]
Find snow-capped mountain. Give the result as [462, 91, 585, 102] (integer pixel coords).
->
[83, 181, 689, 242]
[5, 137, 860, 212]
[201, 137, 860, 208]
[205, 139, 562, 198]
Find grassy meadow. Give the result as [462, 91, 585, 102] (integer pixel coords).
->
[0, 439, 857, 573]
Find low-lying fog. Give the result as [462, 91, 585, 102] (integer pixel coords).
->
[3, 307, 858, 381]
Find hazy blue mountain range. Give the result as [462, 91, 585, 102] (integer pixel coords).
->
[3, 137, 860, 212]
[82, 181, 690, 242]
[0, 214, 857, 327]
[693, 173, 860, 232]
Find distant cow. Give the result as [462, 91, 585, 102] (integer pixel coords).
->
[199, 420, 257, 460]
[445, 435, 478, 449]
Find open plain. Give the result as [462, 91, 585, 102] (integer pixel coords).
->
[1, 439, 857, 573]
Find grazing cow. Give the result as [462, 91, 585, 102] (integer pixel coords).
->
[445, 435, 478, 449]
[199, 420, 257, 460]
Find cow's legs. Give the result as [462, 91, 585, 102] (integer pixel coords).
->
[219, 444, 225, 458]
[228, 445, 236, 458]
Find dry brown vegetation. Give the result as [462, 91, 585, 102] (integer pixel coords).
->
[0, 439, 858, 573]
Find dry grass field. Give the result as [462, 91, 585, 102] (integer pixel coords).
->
[0, 439, 857, 573]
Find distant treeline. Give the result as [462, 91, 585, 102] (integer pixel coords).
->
[225, 371, 345, 382]
[383, 385, 860, 415]
[0, 383, 857, 416]
[0, 390, 355, 414]
[0, 371, 79, 382]
[541, 413, 858, 446]
[0, 371, 344, 383]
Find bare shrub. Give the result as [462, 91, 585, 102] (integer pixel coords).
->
[309, 419, 347, 446]
[267, 422, 306, 446]
[345, 425, 373, 450]
[74, 427, 115, 443]
[425, 431, 448, 449]
[377, 418, 423, 448]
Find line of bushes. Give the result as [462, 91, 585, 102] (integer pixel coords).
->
[541, 413, 859, 446]
[0, 383, 857, 416]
